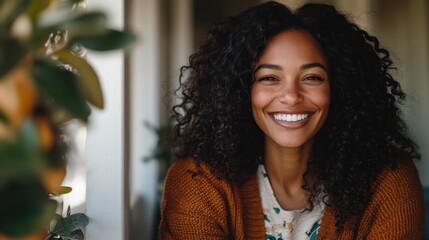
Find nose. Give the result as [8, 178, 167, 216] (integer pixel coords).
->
[278, 81, 303, 106]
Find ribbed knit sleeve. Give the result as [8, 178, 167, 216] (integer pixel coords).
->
[158, 158, 229, 239]
[319, 156, 425, 239]
[158, 158, 262, 239]
[362, 156, 425, 239]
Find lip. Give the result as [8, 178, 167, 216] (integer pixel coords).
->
[269, 111, 313, 128]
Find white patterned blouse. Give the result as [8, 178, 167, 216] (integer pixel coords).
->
[257, 165, 325, 240]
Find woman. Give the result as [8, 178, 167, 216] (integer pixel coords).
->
[159, 1, 425, 239]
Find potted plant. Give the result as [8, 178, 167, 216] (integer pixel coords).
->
[0, 0, 135, 239]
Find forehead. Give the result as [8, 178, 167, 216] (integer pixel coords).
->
[256, 30, 327, 66]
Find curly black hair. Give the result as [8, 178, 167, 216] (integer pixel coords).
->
[172, 1, 419, 229]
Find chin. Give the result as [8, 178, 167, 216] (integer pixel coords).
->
[268, 136, 313, 149]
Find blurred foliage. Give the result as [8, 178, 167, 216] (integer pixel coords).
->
[0, 0, 136, 239]
[144, 120, 174, 191]
[46, 206, 89, 240]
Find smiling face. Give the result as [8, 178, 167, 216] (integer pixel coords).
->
[251, 30, 330, 150]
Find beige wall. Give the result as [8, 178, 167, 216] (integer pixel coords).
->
[371, 0, 429, 186]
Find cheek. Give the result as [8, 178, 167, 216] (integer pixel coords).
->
[322, 87, 331, 110]
[312, 83, 330, 108]
[251, 86, 271, 109]
[319, 93, 330, 110]
[314, 86, 331, 120]
[250, 87, 266, 112]
[250, 87, 268, 125]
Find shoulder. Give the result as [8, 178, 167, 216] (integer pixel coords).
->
[375, 154, 423, 198]
[361, 154, 425, 238]
[165, 157, 201, 180]
[164, 157, 228, 189]
[319, 155, 425, 239]
[370, 153, 424, 210]
[161, 157, 235, 214]
[159, 157, 239, 238]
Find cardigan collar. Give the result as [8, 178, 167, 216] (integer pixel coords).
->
[238, 173, 343, 239]
[239, 174, 267, 239]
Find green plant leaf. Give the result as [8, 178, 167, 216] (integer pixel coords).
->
[29, 26, 56, 52]
[26, 0, 51, 21]
[0, 141, 39, 180]
[32, 59, 91, 121]
[38, 10, 107, 37]
[73, 29, 136, 51]
[55, 50, 104, 108]
[51, 186, 73, 196]
[0, 110, 10, 124]
[50, 106, 75, 124]
[0, 119, 46, 180]
[33, 10, 109, 53]
[58, 0, 83, 8]
[64, 11, 108, 37]
[20, 118, 41, 151]
[0, 36, 27, 77]
[52, 213, 89, 236]
[62, 230, 84, 240]
[0, 179, 57, 236]
[0, 0, 30, 28]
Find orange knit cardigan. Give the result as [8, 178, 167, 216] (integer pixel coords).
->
[158, 156, 425, 239]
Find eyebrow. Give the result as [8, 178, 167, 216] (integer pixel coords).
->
[301, 63, 328, 73]
[254, 64, 282, 73]
[254, 62, 328, 73]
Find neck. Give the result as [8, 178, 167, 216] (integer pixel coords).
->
[264, 140, 313, 187]
[263, 140, 314, 209]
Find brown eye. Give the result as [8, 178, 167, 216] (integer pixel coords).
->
[258, 76, 278, 82]
[303, 75, 324, 81]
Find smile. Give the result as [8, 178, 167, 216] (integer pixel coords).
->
[272, 113, 309, 122]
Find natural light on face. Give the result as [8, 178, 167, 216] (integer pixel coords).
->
[251, 30, 330, 150]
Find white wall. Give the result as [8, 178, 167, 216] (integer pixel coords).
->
[127, 1, 195, 239]
[128, 0, 161, 239]
[85, 0, 127, 239]
[60, 121, 87, 215]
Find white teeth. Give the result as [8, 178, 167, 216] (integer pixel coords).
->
[273, 113, 309, 122]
